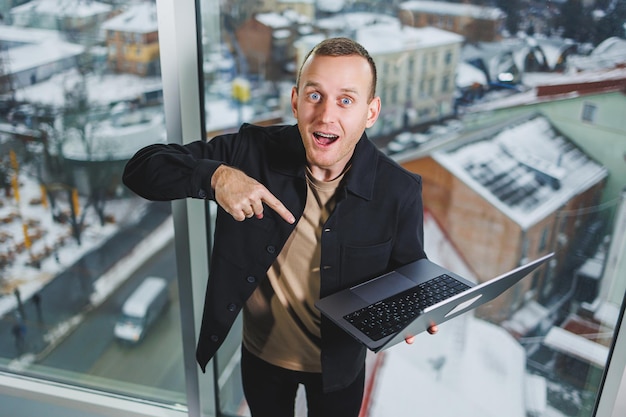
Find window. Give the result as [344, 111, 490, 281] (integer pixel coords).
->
[0, 0, 185, 410]
[192, 2, 626, 416]
[582, 102, 597, 123]
[1, 2, 625, 417]
[539, 227, 549, 251]
[442, 75, 450, 93]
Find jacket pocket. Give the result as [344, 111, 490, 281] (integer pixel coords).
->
[340, 239, 392, 286]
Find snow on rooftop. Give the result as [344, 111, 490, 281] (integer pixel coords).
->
[457, 61, 488, 88]
[0, 24, 63, 44]
[467, 66, 626, 113]
[400, 0, 506, 20]
[0, 25, 85, 74]
[433, 114, 608, 229]
[568, 36, 626, 71]
[502, 300, 550, 336]
[10, 0, 112, 18]
[316, 0, 344, 12]
[314, 12, 463, 54]
[358, 23, 464, 55]
[102, 2, 158, 34]
[316, 12, 397, 32]
[544, 326, 609, 367]
[62, 110, 166, 161]
[256, 12, 294, 28]
[15, 69, 162, 107]
[526, 66, 626, 87]
[256, 10, 309, 28]
[3, 38, 84, 73]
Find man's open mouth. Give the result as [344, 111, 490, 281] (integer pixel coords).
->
[313, 131, 339, 146]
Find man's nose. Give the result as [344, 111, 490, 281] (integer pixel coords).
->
[318, 99, 336, 122]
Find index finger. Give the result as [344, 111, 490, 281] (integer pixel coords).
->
[261, 190, 295, 224]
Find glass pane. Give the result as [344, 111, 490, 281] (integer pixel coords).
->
[197, 1, 626, 417]
[0, 1, 185, 406]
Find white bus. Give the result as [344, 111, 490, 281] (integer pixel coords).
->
[114, 276, 169, 344]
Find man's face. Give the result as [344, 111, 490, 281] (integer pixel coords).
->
[291, 54, 381, 181]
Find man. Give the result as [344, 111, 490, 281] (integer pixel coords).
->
[123, 37, 434, 417]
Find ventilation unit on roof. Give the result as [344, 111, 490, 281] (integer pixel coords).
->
[515, 152, 566, 190]
[501, 143, 565, 190]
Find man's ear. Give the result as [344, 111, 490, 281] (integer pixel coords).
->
[290, 86, 299, 118]
[365, 96, 381, 128]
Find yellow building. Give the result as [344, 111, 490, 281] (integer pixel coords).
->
[102, 3, 160, 76]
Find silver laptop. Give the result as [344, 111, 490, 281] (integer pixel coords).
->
[315, 252, 554, 352]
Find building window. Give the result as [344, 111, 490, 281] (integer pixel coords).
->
[581, 102, 597, 123]
[442, 75, 450, 93]
[539, 227, 549, 251]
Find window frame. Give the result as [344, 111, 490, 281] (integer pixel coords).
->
[1, 1, 625, 417]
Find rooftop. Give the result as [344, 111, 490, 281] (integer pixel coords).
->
[433, 114, 608, 229]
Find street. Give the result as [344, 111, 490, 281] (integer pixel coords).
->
[0, 201, 186, 401]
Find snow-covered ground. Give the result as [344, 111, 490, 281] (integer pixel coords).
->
[0, 171, 159, 318]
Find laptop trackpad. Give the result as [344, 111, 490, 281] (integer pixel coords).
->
[351, 272, 415, 304]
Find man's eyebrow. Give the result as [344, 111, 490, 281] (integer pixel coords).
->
[302, 80, 321, 89]
[302, 81, 361, 96]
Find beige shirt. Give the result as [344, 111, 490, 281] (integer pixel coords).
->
[243, 168, 342, 372]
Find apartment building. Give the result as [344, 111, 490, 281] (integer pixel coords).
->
[399, 0, 506, 43]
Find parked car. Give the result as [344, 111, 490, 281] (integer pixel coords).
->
[386, 131, 416, 154]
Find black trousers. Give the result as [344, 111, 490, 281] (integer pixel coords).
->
[240, 346, 365, 417]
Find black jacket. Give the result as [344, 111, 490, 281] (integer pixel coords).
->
[122, 123, 426, 391]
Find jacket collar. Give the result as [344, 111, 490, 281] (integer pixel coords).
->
[269, 125, 378, 201]
[343, 133, 378, 201]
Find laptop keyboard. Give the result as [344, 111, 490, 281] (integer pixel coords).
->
[344, 274, 471, 341]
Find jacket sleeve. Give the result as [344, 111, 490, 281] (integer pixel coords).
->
[122, 138, 232, 202]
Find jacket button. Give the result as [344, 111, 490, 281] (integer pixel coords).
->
[210, 334, 219, 342]
[198, 189, 207, 199]
[322, 265, 332, 270]
[324, 228, 331, 233]
[227, 303, 237, 312]
[266, 245, 276, 254]
[246, 276, 256, 283]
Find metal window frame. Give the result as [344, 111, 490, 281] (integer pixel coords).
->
[0, 1, 625, 416]
[155, 0, 212, 416]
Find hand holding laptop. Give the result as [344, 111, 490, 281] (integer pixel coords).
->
[405, 323, 438, 345]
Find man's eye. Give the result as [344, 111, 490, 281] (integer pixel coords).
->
[341, 97, 353, 105]
[309, 92, 321, 100]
